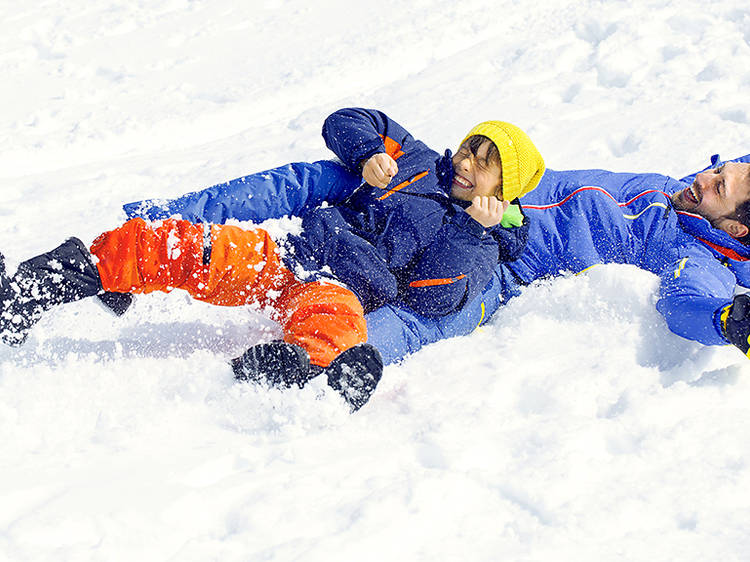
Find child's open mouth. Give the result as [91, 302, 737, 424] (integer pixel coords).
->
[453, 174, 473, 190]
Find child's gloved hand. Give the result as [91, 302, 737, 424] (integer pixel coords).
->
[362, 153, 398, 189]
[721, 294, 750, 357]
[466, 196, 509, 228]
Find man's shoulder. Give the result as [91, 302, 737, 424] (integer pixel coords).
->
[672, 226, 750, 285]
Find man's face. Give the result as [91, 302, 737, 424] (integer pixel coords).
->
[451, 139, 503, 202]
[671, 161, 750, 236]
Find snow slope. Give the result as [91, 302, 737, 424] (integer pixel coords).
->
[1, 0, 750, 560]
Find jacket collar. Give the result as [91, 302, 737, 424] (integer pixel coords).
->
[676, 209, 750, 261]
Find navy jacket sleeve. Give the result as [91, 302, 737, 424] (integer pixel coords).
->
[493, 215, 530, 262]
[122, 160, 360, 223]
[322, 108, 415, 172]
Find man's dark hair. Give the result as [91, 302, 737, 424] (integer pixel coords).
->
[729, 166, 750, 245]
[733, 199, 750, 245]
[463, 135, 501, 167]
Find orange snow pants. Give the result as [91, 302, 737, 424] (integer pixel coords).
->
[89, 218, 366, 367]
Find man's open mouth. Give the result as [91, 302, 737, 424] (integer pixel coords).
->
[684, 184, 700, 205]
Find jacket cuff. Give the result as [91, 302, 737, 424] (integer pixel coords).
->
[350, 141, 386, 171]
[714, 301, 734, 343]
[450, 211, 487, 239]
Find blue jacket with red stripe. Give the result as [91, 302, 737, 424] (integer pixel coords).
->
[511, 156, 750, 346]
[123, 108, 529, 315]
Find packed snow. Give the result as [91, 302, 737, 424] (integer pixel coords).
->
[2, 0, 750, 560]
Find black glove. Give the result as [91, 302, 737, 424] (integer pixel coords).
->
[721, 294, 750, 356]
[231, 341, 313, 388]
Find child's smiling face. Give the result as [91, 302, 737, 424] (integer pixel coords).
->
[450, 138, 504, 202]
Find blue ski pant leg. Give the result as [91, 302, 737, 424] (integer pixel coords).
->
[123, 160, 361, 223]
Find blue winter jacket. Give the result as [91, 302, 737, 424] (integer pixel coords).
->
[123, 108, 529, 316]
[512, 155, 750, 346]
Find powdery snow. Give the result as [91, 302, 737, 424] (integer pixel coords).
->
[1, 1, 750, 560]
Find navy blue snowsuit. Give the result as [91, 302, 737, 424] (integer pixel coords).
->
[124, 108, 529, 320]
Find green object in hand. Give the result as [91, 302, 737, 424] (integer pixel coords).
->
[500, 204, 524, 228]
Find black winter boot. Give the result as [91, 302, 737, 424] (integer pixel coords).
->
[0, 252, 10, 298]
[231, 341, 383, 412]
[96, 291, 134, 316]
[231, 341, 313, 388]
[0, 237, 103, 346]
[0, 253, 14, 316]
[323, 343, 383, 412]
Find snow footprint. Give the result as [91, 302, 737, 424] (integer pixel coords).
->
[607, 133, 642, 158]
[718, 109, 748, 124]
[416, 440, 448, 470]
[561, 83, 581, 103]
[697, 61, 723, 82]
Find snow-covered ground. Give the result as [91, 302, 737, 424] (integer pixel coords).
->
[1, 0, 750, 560]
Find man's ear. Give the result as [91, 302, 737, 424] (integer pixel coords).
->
[722, 219, 749, 240]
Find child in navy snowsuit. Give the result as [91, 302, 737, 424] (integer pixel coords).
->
[0, 108, 545, 411]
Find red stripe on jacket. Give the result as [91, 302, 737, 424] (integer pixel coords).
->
[522, 185, 750, 262]
[695, 237, 750, 262]
[522, 186, 669, 210]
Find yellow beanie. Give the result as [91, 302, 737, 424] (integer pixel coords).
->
[460, 121, 545, 201]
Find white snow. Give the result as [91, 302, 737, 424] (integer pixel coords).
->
[2, 1, 750, 560]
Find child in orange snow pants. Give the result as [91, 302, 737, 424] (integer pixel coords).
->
[89, 217, 367, 367]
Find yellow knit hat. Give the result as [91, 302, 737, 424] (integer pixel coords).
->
[460, 121, 545, 201]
